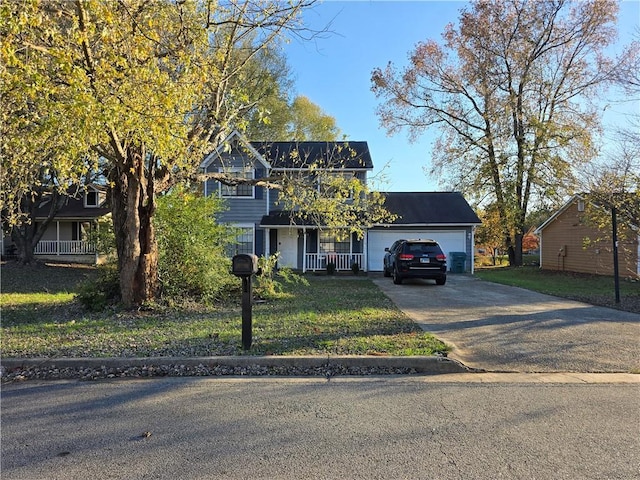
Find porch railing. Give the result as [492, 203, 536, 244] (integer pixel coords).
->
[304, 253, 364, 272]
[34, 240, 96, 255]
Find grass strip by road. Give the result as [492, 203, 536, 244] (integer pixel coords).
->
[475, 266, 640, 314]
[0, 263, 449, 359]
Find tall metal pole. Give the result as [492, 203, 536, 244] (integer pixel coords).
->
[612, 206, 620, 304]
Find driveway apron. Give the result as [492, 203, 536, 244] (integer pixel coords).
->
[373, 275, 640, 373]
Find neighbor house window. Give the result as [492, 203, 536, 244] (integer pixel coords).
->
[219, 166, 254, 197]
[319, 231, 350, 254]
[85, 190, 99, 207]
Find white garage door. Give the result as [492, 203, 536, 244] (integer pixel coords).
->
[367, 230, 467, 271]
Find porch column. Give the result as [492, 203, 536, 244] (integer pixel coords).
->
[302, 227, 307, 273]
[56, 221, 60, 255]
[264, 228, 270, 258]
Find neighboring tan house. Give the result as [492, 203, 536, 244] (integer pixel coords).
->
[535, 194, 640, 279]
[201, 131, 481, 273]
[2, 184, 110, 264]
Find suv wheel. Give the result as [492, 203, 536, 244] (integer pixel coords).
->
[383, 265, 391, 277]
[436, 276, 447, 286]
[392, 267, 403, 285]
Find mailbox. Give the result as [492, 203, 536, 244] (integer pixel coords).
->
[232, 254, 259, 277]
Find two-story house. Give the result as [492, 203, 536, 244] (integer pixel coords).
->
[201, 131, 372, 272]
[201, 131, 482, 273]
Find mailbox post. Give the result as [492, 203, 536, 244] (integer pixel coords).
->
[231, 254, 259, 350]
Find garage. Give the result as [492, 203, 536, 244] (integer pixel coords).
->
[367, 229, 467, 272]
[366, 192, 481, 273]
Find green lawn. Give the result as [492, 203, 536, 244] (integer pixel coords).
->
[0, 262, 449, 358]
[475, 266, 640, 313]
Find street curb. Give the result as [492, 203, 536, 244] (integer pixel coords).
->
[1, 355, 473, 375]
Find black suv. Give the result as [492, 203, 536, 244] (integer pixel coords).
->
[388, 239, 447, 285]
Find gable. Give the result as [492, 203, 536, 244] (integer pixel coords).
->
[536, 194, 637, 235]
[377, 192, 481, 226]
[200, 130, 269, 171]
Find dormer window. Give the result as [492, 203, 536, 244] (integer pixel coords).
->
[85, 190, 99, 207]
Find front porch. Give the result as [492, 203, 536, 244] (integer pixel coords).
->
[265, 225, 367, 273]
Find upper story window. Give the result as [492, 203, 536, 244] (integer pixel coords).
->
[85, 190, 99, 207]
[318, 171, 356, 199]
[219, 166, 254, 198]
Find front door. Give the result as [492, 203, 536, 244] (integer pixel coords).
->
[277, 229, 298, 269]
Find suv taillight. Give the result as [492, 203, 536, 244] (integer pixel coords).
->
[398, 253, 414, 260]
[436, 254, 446, 261]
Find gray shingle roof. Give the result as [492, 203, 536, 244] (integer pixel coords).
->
[251, 141, 373, 169]
[380, 192, 481, 225]
[261, 192, 481, 227]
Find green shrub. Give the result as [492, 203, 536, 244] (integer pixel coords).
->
[254, 253, 309, 299]
[351, 262, 360, 275]
[75, 263, 120, 311]
[326, 262, 336, 275]
[155, 186, 236, 303]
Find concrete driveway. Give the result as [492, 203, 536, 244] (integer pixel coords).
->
[373, 274, 640, 373]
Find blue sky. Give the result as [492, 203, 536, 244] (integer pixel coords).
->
[283, 0, 640, 193]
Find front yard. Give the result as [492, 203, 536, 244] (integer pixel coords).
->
[0, 262, 449, 358]
[475, 266, 640, 314]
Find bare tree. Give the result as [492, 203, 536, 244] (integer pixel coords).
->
[372, 0, 637, 266]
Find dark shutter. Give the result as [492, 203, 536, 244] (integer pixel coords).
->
[255, 228, 264, 256]
[255, 168, 264, 199]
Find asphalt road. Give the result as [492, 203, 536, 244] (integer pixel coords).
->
[373, 275, 640, 373]
[2, 376, 639, 480]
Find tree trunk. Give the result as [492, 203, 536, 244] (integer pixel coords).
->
[109, 146, 159, 308]
[514, 233, 523, 267]
[11, 225, 37, 265]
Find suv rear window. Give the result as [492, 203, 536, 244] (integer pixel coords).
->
[404, 242, 442, 255]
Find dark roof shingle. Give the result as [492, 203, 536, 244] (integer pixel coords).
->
[251, 141, 373, 169]
[381, 192, 481, 225]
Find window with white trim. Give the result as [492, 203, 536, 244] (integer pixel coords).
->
[219, 166, 254, 197]
[319, 230, 350, 254]
[85, 190, 99, 207]
[228, 225, 254, 255]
